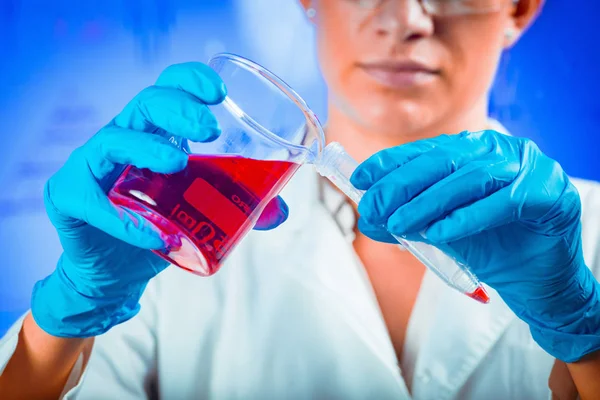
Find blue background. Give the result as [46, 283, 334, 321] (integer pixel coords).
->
[0, 0, 598, 335]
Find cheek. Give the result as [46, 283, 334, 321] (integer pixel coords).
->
[314, 22, 356, 98]
[443, 23, 506, 107]
[313, 5, 371, 113]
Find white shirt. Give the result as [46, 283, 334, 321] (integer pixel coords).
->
[2, 139, 600, 399]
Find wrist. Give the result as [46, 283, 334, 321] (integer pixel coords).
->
[31, 256, 144, 338]
[529, 265, 600, 363]
[566, 350, 600, 399]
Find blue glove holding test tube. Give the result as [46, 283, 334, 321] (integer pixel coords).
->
[351, 130, 600, 363]
[32, 63, 288, 338]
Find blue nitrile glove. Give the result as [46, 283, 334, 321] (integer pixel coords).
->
[351, 130, 600, 363]
[32, 62, 289, 338]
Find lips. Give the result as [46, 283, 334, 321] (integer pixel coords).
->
[359, 60, 440, 89]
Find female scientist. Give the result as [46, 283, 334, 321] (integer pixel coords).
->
[1, 0, 600, 398]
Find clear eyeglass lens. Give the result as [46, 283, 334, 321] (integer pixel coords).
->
[344, 0, 385, 9]
[423, 0, 506, 16]
[344, 0, 507, 16]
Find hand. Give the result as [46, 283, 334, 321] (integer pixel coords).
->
[32, 62, 288, 338]
[351, 130, 600, 363]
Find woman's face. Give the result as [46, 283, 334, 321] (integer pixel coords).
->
[304, 0, 538, 137]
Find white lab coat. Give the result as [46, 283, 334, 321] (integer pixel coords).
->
[1, 141, 600, 399]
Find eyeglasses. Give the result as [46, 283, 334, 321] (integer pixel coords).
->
[342, 0, 518, 17]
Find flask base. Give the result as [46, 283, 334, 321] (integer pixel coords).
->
[108, 190, 213, 276]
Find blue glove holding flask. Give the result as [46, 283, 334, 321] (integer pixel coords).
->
[32, 63, 288, 338]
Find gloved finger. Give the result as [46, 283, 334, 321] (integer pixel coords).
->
[89, 195, 167, 250]
[113, 85, 221, 142]
[426, 165, 580, 244]
[45, 169, 165, 250]
[356, 218, 398, 244]
[357, 137, 493, 225]
[351, 134, 457, 190]
[254, 196, 289, 231]
[84, 125, 189, 182]
[386, 159, 518, 236]
[423, 187, 519, 243]
[356, 218, 426, 245]
[154, 62, 227, 104]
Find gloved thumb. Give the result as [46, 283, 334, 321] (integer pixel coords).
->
[254, 196, 289, 231]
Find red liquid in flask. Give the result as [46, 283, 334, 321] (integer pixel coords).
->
[108, 154, 300, 275]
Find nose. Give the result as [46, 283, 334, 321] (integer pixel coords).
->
[369, 0, 434, 42]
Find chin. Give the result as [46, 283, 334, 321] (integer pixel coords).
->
[358, 101, 439, 139]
